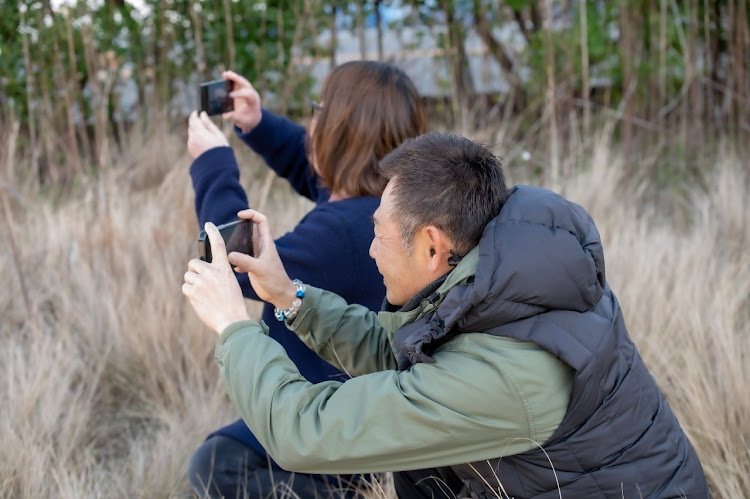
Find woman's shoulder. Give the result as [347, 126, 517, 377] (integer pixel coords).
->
[301, 198, 377, 228]
[314, 196, 380, 219]
[281, 197, 379, 249]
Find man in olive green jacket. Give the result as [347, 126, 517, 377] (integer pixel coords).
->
[183, 132, 708, 498]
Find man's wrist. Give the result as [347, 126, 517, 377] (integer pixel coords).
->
[273, 280, 306, 322]
[272, 280, 298, 309]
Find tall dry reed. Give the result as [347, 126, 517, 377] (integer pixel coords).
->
[0, 120, 747, 498]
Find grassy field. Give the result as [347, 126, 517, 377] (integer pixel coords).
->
[0, 120, 747, 498]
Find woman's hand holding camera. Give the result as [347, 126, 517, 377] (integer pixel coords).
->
[186, 71, 261, 159]
[183, 209, 298, 334]
[187, 111, 229, 159]
[221, 70, 262, 134]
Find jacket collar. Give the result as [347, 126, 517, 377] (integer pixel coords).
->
[377, 247, 479, 336]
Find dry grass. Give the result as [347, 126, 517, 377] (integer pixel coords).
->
[0, 120, 747, 498]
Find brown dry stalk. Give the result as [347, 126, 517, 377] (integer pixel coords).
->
[20, 8, 38, 174]
[579, 0, 591, 139]
[190, 1, 206, 81]
[223, 0, 236, 70]
[1, 120, 39, 334]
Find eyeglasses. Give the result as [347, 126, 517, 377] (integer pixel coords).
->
[310, 101, 323, 116]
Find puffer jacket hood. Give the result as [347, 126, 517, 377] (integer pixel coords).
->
[395, 185, 606, 368]
[459, 185, 605, 330]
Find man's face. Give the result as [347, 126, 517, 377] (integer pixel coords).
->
[370, 182, 430, 306]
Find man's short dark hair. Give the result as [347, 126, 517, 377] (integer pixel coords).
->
[377, 132, 509, 255]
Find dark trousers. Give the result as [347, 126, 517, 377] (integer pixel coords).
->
[393, 467, 464, 499]
[187, 435, 365, 499]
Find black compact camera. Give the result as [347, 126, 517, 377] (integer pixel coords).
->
[200, 79, 234, 116]
[198, 219, 254, 263]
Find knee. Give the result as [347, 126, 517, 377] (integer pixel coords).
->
[187, 437, 219, 497]
[187, 435, 260, 498]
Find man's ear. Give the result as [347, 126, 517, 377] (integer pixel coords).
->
[421, 225, 454, 274]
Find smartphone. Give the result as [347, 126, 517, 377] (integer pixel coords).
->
[198, 219, 254, 263]
[200, 79, 234, 116]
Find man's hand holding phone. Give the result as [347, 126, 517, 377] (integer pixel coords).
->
[225, 210, 298, 309]
[183, 221, 250, 335]
[198, 219, 254, 264]
[184, 210, 298, 334]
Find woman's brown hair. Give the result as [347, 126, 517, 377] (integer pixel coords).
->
[309, 61, 427, 198]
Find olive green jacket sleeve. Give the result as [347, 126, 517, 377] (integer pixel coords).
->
[214, 286, 573, 474]
[285, 286, 399, 375]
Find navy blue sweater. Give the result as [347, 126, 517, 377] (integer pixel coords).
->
[190, 110, 385, 455]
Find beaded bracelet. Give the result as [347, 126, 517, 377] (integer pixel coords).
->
[274, 279, 306, 322]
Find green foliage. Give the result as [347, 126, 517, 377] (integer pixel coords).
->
[2, 0, 747, 180]
[0, 3, 24, 113]
[0, 0, 319, 132]
[505, 0, 529, 10]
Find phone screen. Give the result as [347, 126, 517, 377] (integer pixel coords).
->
[198, 220, 253, 263]
[200, 79, 235, 116]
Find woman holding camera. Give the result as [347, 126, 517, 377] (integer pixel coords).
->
[185, 61, 427, 498]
